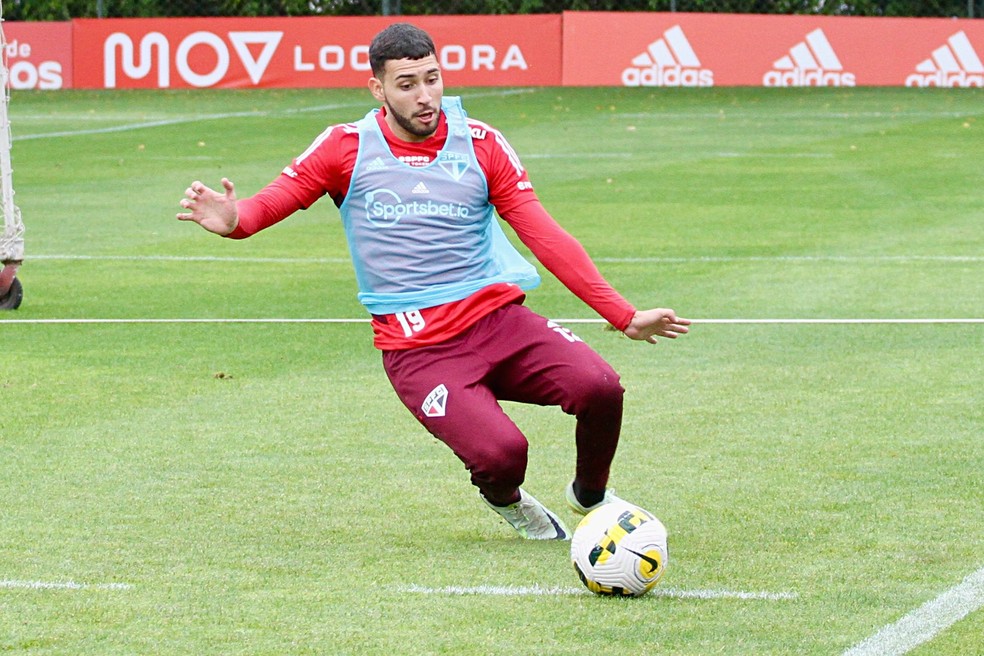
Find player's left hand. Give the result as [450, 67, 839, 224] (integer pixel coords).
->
[623, 308, 691, 344]
[177, 177, 239, 236]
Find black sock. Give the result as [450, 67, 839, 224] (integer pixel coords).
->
[573, 481, 605, 508]
[483, 489, 521, 507]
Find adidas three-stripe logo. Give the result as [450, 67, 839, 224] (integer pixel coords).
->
[763, 29, 856, 87]
[622, 25, 713, 87]
[906, 31, 984, 87]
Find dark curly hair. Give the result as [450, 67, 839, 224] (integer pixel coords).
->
[369, 23, 437, 78]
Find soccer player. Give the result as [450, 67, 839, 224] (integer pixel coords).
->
[177, 23, 690, 541]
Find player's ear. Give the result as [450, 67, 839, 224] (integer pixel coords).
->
[368, 76, 385, 103]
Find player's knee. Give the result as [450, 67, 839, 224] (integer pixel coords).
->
[568, 370, 624, 417]
[470, 438, 528, 490]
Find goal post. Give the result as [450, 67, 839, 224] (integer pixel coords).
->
[0, 0, 24, 309]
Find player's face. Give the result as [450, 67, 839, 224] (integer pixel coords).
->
[369, 54, 443, 142]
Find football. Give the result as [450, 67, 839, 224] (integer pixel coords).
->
[571, 501, 668, 597]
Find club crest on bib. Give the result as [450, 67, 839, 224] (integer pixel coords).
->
[437, 151, 470, 181]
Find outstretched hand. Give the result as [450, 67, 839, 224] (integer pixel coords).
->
[177, 178, 239, 236]
[623, 308, 691, 344]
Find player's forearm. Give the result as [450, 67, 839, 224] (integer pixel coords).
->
[535, 237, 636, 330]
[506, 202, 635, 330]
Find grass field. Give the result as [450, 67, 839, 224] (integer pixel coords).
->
[1, 85, 982, 655]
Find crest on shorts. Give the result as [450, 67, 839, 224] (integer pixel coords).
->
[422, 384, 448, 418]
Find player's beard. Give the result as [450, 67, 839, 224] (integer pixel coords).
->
[386, 100, 440, 139]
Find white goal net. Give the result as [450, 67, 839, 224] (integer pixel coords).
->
[0, 0, 24, 268]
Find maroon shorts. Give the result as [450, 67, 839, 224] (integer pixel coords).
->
[381, 302, 623, 504]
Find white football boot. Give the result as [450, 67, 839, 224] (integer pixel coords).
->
[565, 481, 627, 516]
[481, 488, 570, 540]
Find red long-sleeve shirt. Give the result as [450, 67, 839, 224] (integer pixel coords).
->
[228, 107, 635, 349]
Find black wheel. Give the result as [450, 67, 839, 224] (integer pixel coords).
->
[0, 276, 22, 310]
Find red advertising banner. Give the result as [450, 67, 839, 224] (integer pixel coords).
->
[563, 12, 984, 88]
[13, 14, 984, 90]
[4, 22, 72, 90]
[71, 15, 562, 89]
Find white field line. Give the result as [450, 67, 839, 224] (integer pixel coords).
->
[524, 152, 633, 159]
[13, 89, 535, 141]
[17, 106, 965, 126]
[14, 104, 366, 141]
[10, 255, 983, 325]
[1, 318, 981, 326]
[615, 111, 978, 120]
[400, 583, 797, 600]
[595, 255, 984, 264]
[30, 254, 353, 264]
[28, 254, 984, 264]
[716, 152, 834, 158]
[0, 318, 369, 325]
[678, 319, 983, 324]
[842, 565, 984, 656]
[0, 579, 132, 591]
[15, 113, 271, 140]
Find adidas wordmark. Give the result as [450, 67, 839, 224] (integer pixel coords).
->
[622, 26, 713, 87]
[906, 31, 984, 87]
[763, 29, 855, 87]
